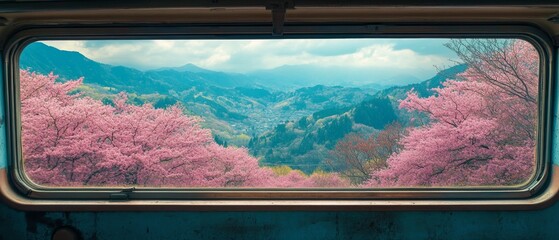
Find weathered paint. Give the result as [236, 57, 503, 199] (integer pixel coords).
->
[1, 203, 559, 239]
[553, 50, 559, 166]
[0, 51, 557, 240]
[0, 65, 6, 170]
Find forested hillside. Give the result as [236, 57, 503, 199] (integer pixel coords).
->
[249, 98, 397, 173]
[21, 42, 373, 145]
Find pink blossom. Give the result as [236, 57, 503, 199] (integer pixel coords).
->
[365, 40, 538, 187]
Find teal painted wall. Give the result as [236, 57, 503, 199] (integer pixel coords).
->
[1, 204, 559, 240]
[0, 50, 557, 240]
[0, 63, 6, 170]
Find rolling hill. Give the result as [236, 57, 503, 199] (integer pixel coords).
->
[248, 97, 397, 173]
[20, 42, 375, 145]
[248, 65, 467, 173]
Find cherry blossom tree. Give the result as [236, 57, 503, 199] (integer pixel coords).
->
[366, 40, 538, 187]
[327, 122, 404, 185]
[268, 168, 349, 188]
[21, 70, 349, 188]
[21, 70, 273, 187]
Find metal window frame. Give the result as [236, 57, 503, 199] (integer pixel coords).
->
[0, 23, 556, 211]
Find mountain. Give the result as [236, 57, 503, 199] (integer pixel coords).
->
[20, 42, 257, 92]
[248, 97, 396, 173]
[20, 42, 169, 94]
[148, 64, 257, 89]
[374, 64, 468, 100]
[371, 64, 468, 125]
[153, 63, 215, 73]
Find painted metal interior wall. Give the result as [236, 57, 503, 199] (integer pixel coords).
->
[0, 36, 557, 240]
[1, 203, 559, 239]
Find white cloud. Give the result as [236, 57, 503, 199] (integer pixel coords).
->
[258, 44, 448, 70]
[41, 39, 455, 80]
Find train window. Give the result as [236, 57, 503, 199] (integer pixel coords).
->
[2, 25, 554, 206]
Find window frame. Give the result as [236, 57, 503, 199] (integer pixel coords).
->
[0, 23, 556, 211]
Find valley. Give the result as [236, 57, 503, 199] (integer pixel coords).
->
[20, 42, 466, 173]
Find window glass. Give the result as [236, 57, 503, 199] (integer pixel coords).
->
[18, 38, 539, 188]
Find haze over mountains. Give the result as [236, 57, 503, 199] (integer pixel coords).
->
[248, 64, 421, 90]
[20, 42, 466, 172]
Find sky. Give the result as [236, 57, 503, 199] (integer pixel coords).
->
[42, 39, 460, 82]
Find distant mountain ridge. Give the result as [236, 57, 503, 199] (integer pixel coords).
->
[247, 64, 410, 91]
[21, 42, 431, 93]
[374, 64, 468, 99]
[152, 63, 216, 73]
[20, 42, 258, 93]
[21, 43, 168, 93]
[20, 42, 375, 145]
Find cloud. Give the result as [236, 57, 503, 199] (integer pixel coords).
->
[41, 39, 458, 80]
[262, 44, 448, 69]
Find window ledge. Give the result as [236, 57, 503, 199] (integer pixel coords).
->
[2, 166, 558, 211]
